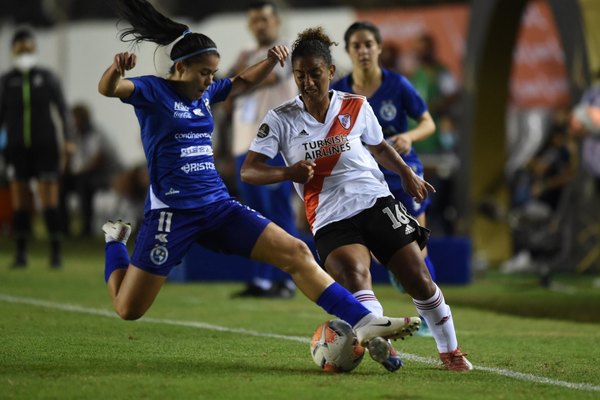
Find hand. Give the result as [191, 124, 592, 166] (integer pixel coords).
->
[287, 160, 315, 183]
[267, 45, 289, 67]
[388, 134, 412, 155]
[64, 140, 76, 157]
[400, 167, 435, 203]
[113, 52, 137, 77]
[531, 181, 544, 197]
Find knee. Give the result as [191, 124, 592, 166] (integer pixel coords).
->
[342, 266, 371, 290]
[407, 272, 437, 300]
[280, 239, 314, 273]
[114, 303, 145, 321]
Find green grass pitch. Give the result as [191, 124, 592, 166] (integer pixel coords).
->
[1, 238, 599, 399]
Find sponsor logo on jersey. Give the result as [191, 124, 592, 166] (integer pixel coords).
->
[192, 108, 204, 116]
[154, 234, 169, 243]
[337, 113, 351, 129]
[299, 129, 309, 136]
[150, 244, 169, 265]
[380, 101, 397, 121]
[180, 145, 213, 158]
[173, 102, 192, 118]
[174, 102, 189, 112]
[257, 123, 270, 138]
[165, 188, 180, 196]
[302, 135, 351, 160]
[174, 111, 192, 119]
[174, 132, 212, 141]
[180, 162, 216, 174]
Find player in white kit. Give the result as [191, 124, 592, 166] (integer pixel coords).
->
[242, 27, 472, 372]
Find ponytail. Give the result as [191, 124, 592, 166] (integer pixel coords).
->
[109, 0, 219, 63]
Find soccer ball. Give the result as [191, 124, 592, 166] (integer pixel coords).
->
[310, 319, 365, 372]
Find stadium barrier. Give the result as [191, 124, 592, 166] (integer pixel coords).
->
[170, 234, 471, 285]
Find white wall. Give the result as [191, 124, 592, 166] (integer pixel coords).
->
[0, 8, 356, 167]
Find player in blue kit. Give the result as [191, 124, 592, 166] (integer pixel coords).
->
[97, 0, 421, 352]
[332, 22, 437, 336]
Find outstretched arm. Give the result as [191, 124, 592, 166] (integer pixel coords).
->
[98, 52, 137, 99]
[229, 45, 289, 98]
[241, 150, 314, 185]
[368, 140, 435, 202]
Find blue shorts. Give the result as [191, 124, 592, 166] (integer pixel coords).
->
[131, 199, 271, 276]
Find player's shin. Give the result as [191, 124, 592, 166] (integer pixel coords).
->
[412, 284, 458, 353]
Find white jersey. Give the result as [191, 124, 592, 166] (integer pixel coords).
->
[249, 90, 392, 233]
[232, 43, 297, 156]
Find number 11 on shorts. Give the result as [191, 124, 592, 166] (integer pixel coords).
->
[158, 211, 173, 232]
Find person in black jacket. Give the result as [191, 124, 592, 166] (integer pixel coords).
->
[0, 27, 73, 268]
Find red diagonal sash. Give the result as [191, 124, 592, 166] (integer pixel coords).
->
[304, 96, 364, 229]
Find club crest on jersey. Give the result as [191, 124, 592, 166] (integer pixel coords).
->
[337, 113, 351, 130]
[257, 123, 270, 138]
[380, 101, 397, 121]
[150, 244, 169, 265]
[203, 98, 212, 115]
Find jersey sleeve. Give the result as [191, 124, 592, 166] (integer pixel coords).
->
[400, 75, 428, 120]
[248, 110, 281, 159]
[206, 78, 232, 104]
[121, 76, 158, 107]
[361, 101, 385, 145]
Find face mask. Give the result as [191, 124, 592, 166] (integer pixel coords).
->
[13, 53, 37, 73]
[440, 131, 456, 150]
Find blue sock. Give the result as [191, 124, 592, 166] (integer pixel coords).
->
[425, 255, 436, 282]
[316, 282, 371, 326]
[105, 242, 130, 282]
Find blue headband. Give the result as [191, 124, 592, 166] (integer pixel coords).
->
[172, 47, 218, 63]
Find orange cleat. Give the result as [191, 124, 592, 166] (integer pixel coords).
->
[439, 347, 473, 371]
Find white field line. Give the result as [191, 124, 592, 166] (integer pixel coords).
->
[1, 293, 599, 393]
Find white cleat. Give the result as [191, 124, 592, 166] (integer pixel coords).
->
[102, 220, 132, 244]
[355, 315, 421, 347]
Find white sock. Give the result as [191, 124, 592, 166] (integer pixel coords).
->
[353, 290, 384, 318]
[412, 285, 458, 353]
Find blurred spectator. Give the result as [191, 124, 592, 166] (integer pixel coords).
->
[409, 33, 459, 154]
[111, 163, 148, 229]
[409, 33, 461, 235]
[0, 129, 11, 235]
[0, 27, 74, 268]
[502, 119, 577, 273]
[570, 70, 600, 193]
[222, 1, 299, 298]
[60, 103, 122, 237]
[379, 41, 402, 73]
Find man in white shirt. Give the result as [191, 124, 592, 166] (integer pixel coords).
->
[227, 1, 298, 298]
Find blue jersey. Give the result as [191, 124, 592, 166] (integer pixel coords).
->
[331, 69, 427, 194]
[122, 75, 232, 212]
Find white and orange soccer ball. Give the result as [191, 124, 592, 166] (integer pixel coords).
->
[310, 319, 365, 372]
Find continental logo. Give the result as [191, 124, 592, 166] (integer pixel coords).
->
[174, 132, 212, 141]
